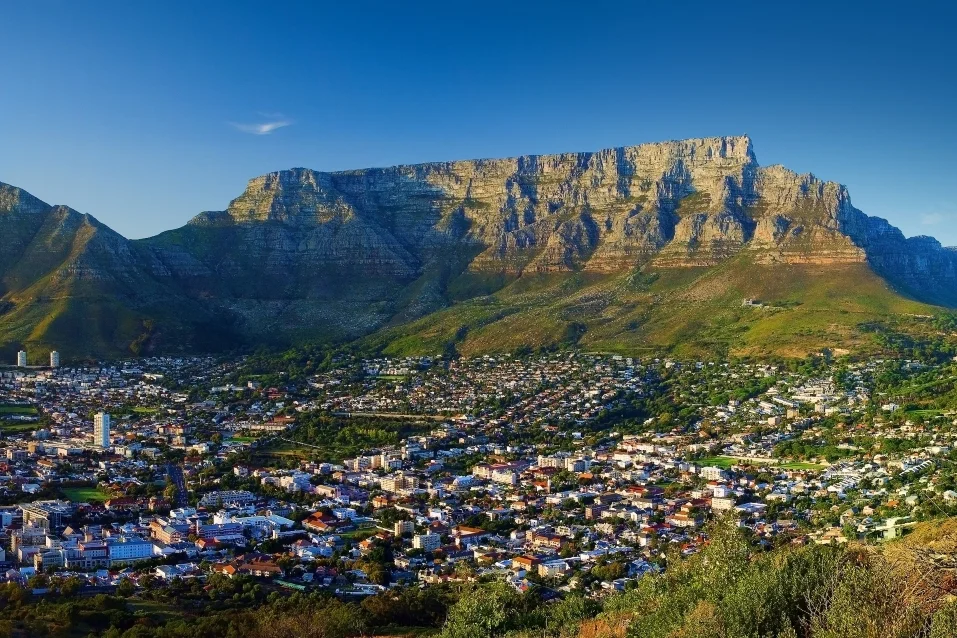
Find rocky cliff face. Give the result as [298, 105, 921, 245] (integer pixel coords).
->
[2, 135, 955, 358]
[838, 210, 957, 307]
[144, 134, 957, 299]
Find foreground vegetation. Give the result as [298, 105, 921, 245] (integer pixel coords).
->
[4, 517, 957, 638]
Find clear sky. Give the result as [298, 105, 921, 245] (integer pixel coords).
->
[2, 1, 955, 244]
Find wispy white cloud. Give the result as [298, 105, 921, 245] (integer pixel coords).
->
[230, 114, 293, 135]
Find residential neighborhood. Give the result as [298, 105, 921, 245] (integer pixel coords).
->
[1, 352, 956, 600]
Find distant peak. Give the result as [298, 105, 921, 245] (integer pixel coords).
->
[0, 182, 51, 215]
[186, 210, 233, 227]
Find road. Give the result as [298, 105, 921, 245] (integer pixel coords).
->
[165, 464, 188, 507]
[331, 411, 461, 421]
[276, 436, 325, 450]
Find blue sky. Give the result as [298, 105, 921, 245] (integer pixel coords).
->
[2, 1, 955, 244]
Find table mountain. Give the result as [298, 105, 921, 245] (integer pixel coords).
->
[2, 135, 955, 360]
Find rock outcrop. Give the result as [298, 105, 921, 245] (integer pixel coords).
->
[2, 135, 955, 357]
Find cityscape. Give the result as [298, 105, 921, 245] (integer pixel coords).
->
[2, 2, 956, 636]
[1, 350, 956, 624]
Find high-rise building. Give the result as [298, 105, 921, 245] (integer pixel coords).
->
[16, 351, 27, 367]
[413, 533, 441, 552]
[49, 351, 60, 368]
[94, 413, 111, 448]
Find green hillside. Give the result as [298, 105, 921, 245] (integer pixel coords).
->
[362, 258, 940, 359]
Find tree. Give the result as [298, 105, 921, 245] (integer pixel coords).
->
[591, 561, 627, 582]
[26, 574, 48, 590]
[545, 594, 599, 634]
[59, 576, 83, 597]
[254, 598, 366, 638]
[0, 582, 27, 607]
[116, 578, 135, 598]
[441, 583, 524, 638]
[700, 513, 751, 590]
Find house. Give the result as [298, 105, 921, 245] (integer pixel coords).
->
[212, 554, 284, 578]
[302, 512, 339, 533]
[451, 526, 489, 547]
[511, 555, 541, 571]
[155, 563, 199, 580]
[530, 532, 565, 550]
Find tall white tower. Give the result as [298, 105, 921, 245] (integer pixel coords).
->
[16, 351, 27, 367]
[49, 351, 60, 368]
[94, 412, 111, 448]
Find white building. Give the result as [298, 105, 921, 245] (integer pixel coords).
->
[538, 560, 569, 578]
[49, 351, 60, 368]
[198, 490, 257, 507]
[107, 536, 155, 565]
[94, 412, 111, 448]
[381, 473, 418, 493]
[491, 469, 518, 486]
[700, 466, 729, 481]
[412, 533, 441, 552]
[17, 351, 27, 367]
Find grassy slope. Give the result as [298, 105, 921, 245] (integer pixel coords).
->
[362, 256, 938, 359]
[0, 241, 231, 361]
[0, 214, 151, 360]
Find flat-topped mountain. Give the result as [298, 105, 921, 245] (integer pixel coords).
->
[2, 136, 954, 360]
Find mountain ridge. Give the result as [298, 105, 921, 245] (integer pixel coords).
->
[1, 135, 955, 360]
